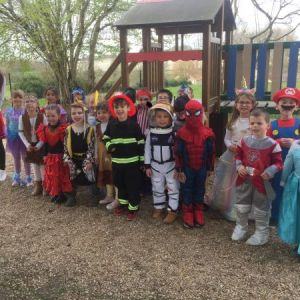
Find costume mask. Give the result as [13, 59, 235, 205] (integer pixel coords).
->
[184, 100, 203, 131]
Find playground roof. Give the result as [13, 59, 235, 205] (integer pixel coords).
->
[116, 0, 235, 31]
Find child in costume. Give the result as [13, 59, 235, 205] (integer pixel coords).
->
[268, 87, 300, 222]
[136, 88, 152, 136]
[95, 101, 118, 210]
[209, 88, 255, 220]
[278, 140, 300, 256]
[0, 109, 5, 182]
[175, 100, 215, 228]
[157, 89, 173, 105]
[145, 103, 179, 224]
[103, 94, 144, 221]
[37, 104, 72, 203]
[6, 90, 32, 186]
[63, 102, 95, 207]
[232, 109, 283, 246]
[18, 94, 47, 196]
[173, 95, 190, 132]
[40, 87, 67, 123]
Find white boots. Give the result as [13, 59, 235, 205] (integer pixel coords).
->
[232, 204, 251, 241]
[246, 208, 270, 246]
[232, 205, 270, 246]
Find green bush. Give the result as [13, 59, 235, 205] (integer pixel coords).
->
[165, 79, 192, 87]
[14, 74, 47, 98]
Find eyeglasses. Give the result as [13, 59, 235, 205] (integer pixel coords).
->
[158, 96, 170, 100]
[139, 97, 149, 101]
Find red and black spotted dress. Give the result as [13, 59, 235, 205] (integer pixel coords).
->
[36, 122, 72, 196]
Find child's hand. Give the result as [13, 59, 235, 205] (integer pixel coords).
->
[146, 168, 152, 178]
[228, 145, 237, 153]
[261, 171, 271, 180]
[237, 166, 248, 177]
[84, 162, 93, 171]
[280, 138, 294, 148]
[27, 145, 34, 152]
[175, 171, 186, 183]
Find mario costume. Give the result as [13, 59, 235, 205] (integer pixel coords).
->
[268, 87, 300, 221]
[175, 100, 215, 228]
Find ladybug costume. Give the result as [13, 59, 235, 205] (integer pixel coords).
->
[175, 100, 215, 227]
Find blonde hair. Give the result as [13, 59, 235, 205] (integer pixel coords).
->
[227, 92, 256, 130]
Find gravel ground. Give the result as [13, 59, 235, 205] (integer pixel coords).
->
[1, 154, 300, 300]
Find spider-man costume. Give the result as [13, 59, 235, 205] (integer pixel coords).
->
[175, 100, 215, 227]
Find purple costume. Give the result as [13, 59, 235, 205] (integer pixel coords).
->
[6, 107, 31, 177]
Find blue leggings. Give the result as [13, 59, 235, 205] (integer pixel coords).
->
[182, 166, 207, 205]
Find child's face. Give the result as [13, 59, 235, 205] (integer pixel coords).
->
[113, 103, 130, 121]
[276, 98, 298, 119]
[176, 111, 185, 121]
[96, 109, 109, 123]
[235, 95, 254, 117]
[12, 96, 23, 109]
[250, 115, 269, 138]
[24, 97, 38, 112]
[46, 90, 59, 104]
[138, 96, 150, 107]
[155, 110, 172, 128]
[45, 109, 60, 126]
[157, 93, 170, 104]
[71, 107, 84, 124]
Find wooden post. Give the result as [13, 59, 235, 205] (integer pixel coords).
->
[120, 28, 128, 88]
[142, 28, 151, 88]
[158, 34, 164, 91]
[223, 30, 232, 93]
[216, 1, 224, 111]
[202, 23, 211, 111]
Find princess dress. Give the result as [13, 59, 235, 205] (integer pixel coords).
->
[209, 117, 250, 221]
[278, 141, 300, 255]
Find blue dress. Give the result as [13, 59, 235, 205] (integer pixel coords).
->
[270, 118, 300, 221]
[278, 141, 300, 255]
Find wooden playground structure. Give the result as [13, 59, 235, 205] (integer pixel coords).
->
[93, 0, 300, 153]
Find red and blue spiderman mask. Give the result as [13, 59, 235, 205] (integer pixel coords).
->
[185, 100, 203, 130]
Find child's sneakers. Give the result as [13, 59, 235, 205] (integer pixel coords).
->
[0, 169, 6, 181]
[114, 205, 127, 216]
[231, 225, 248, 241]
[246, 229, 269, 246]
[11, 173, 21, 186]
[25, 176, 33, 187]
[127, 211, 138, 221]
[107, 199, 119, 210]
[99, 196, 114, 205]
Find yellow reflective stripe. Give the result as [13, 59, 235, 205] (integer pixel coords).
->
[137, 139, 145, 145]
[67, 126, 72, 158]
[128, 203, 139, 211]
[112, 156, 139, 164]
[119, 198, 128, 205]
[110, 138, 137, 144]
[139, 156, 144, 161]
[103, 135, 110, 140]
[105, 142, 112, 150]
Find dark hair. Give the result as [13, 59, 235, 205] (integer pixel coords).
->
[174, 95, 189, 112]
[0, 72, 4, 91]
[250, 108, 270, 123]
[45, 86, 60, 104]
[12, 90, 25, 99]
[124, 87, 136, 103]
[113, 98, 129, 107]
[157, 89, 173, 102]
[45, 103, 61, 115]
[96, 101, 109, 112]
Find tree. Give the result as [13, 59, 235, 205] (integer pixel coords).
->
[0, 0, 130, 102]
[232, 0, 300, 43]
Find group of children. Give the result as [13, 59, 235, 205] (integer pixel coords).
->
[1, 75, 300, 257]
